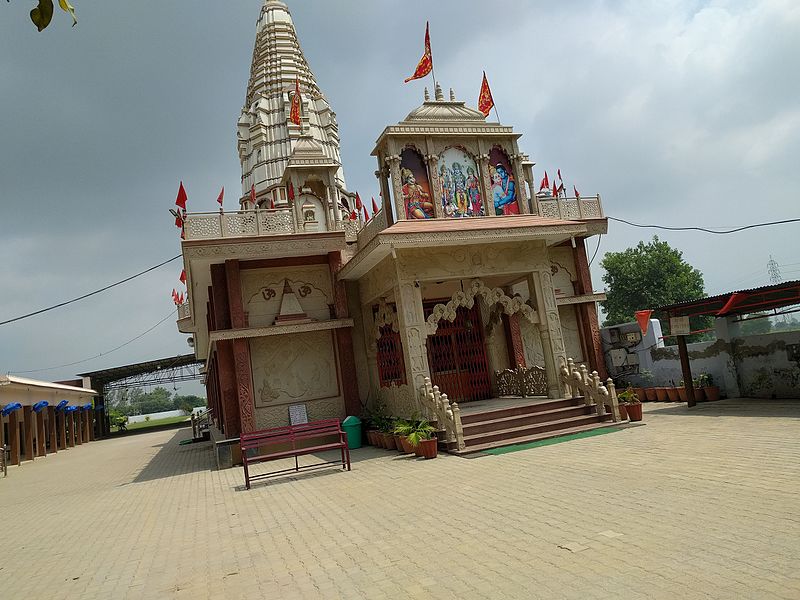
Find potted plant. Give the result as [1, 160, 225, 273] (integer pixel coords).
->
[380, 417, 397, 450]
[666, 380, 680, 402]
[619, 387, 642, 421]
[393, 418, 413, 454]
[698, 373, 720, 402]
[408, 420, 438, 459]
[615, 395, 629, 421]
[640, 370, 657, 402]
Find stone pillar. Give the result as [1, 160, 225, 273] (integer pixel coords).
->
[394, 281, 431, 394]
[511, 154, 531, 214]
[477, 153, 494, 217]
[47, 406, 58, 453]
[329, 252, 361, 416]
[714, 316, 741, 398]
[529, 270, 567, 398]
[573, 239, 607, 379]
[36, 410, 46, 457]
[327, 180, 341, 230]
[376, 166, 394, 226]
[386, 155, 403, 221]
[522, 161, 538, 215]
[8, 410, 20, 466]
[424, 154, 444, 219]
[23, 405, 34, 461]
[226, 260, 257, 434]
[361, 303, 380, 392]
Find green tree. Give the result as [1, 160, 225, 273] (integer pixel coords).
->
[601, 236, 712, 337]
[738, 313, 773, 336]
[9, 0, 77, 31]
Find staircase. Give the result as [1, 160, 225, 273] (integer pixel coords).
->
[449, 397, 618, 454]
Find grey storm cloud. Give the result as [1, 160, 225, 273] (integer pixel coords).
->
[1, 0, 798, 382]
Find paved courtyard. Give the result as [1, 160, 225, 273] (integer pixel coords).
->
[2, 399, 799, 599]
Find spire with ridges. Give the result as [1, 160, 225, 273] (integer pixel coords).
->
[237, 0, 346, 206]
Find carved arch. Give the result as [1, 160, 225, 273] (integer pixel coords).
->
[425, 279, 537, 335]
[374, 297, 399, 339]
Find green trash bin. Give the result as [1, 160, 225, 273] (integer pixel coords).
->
[341, 416, 362, 449]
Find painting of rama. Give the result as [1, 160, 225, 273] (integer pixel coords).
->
[489, 146, 519, 215]
[399, 148, 434, 219]
[439, 147, 484, 217]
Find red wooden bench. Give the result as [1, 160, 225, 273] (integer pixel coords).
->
[240, 419, 351, 489]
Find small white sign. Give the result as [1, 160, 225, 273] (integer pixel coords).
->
[288, 404, 308, 426]
[670, 316, 691, 336]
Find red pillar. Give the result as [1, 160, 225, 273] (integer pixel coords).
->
[226, 260, 257, 434]
[47, 406, 58, 453]
[211, 264, 241, 437]
[573, 239, 607, 380]
[329, 252, 360, 416]
[58, 410, 67, 450]
[504, 314, 527, 368]
[75, 411, 83, 445]
[68, 412, 76, 447]
[36, 410, 46, 457]
[22, 406, 35, 461]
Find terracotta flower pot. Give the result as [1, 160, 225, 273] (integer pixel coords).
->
[666, 388, 680, 402]
[704, 386, 721, 402]
[418, 438, 438, 459]
[400, 436, 415, 454]
[695, 387, 706, 402]
[382, 432, 397, 450]
[618, 403, 629, 421]
[677, 387, 688, 402]
[627, 403, 643, 421]
[655, 388, 668, 402]
[394, 434, 408, 453]
[367, 430, 379, 446]
[644, 388, 657, 402]
[633, 388, 646, 403]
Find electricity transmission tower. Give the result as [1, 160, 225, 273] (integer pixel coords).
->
[767, 256, 787, 322]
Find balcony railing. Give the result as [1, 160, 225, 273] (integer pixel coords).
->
[537, 195, 604, 221]
[177, 301, 191, 320]
[183, 208, 362, 242]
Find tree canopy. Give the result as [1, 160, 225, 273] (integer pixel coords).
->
[601, 236, 711, 335]
[106, 387, 206, 417]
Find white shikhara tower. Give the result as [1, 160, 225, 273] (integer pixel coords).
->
[237, 0, 349, 215]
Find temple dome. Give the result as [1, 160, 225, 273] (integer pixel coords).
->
[403, 84, 487, 124]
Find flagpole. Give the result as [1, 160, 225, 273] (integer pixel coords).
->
[492, 105, 501, 123]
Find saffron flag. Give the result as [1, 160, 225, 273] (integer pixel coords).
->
[178, 292, 184, 305]
[539, 171, 549, 192]
[355, 192, 363, 210]
[552, 181, 558, 198]
[478, 71, 494, 117]
[175, 182, 187, 210]
[217, 187, 224, 206]
[250, 184, 256, 204]
[288, 181, 295, 202]
[363, 205, 369, 221]
[404, 22, 433, 83]
[179, 270, 186, 285]
[372, 197, 379, 213]
[573, 185, 580, 200]
[349, 210, 358, 221]
[290, 76, 302, 125]
[174, 212, 183, 229]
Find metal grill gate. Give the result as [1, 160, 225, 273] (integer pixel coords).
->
[425, 302, 492, 403]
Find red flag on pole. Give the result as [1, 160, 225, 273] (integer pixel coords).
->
[355, 192, 363, 210]
[270, 197, 275, 209]
[477, 71, 495, 117]
[573, 185, 581, 200]
[539, 171, 549, 192]
[175, 182, 187, 210]
[372, 197, 379, 213]
[174, 213, 183, 229]
[287, 181, 295, 202]
[349, 210, 358, 221]
[179, 270, 186, 285]
[635, 310, 653, 335]
[552, 181, 558, 198]
[363, 205, 370, 221]
[557, 169, 563, 184]
[290, 76, 302, 126]
[172, 288, 177, 301]
[250, 184, 256, 205]
[404, 22, 433, 83]
[178, 292, 184, 305]
[217, 187, 224, 206]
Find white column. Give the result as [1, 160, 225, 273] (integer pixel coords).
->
[529, 270, 567, 398]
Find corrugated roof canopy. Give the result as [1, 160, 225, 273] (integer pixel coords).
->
[657, 280, 800, 318]
[78, 354, 201, 387]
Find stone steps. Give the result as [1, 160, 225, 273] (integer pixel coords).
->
[452, 421, 622, 455]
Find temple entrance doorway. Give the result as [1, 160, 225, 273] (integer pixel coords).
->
[424, 302, 492, 403]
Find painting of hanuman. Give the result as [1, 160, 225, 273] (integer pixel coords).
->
[401, 168, 434, 219]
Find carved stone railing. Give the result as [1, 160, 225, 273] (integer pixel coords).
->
[336, 219, 361, 243]
[495, 365, 547, 397]
[177, 301, 191, 320]
[419, 377, 465, 451]
[357, 209, 388, 249]
[560, 358, 620, 422]
[538, 195, 604, 221]
[184, 208, 296, 240]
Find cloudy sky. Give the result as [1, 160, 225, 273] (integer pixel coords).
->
[1, 0, 798, 387]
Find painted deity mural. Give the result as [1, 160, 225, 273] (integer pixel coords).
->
[439, 147, 484, 218]
[489, 146, 519, 215]
[399, 148, 434, 219]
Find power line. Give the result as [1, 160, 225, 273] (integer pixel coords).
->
[9, 309, 178, 375]
[608, 216, 800, 235]
[588, 234, 602, 267]
[0, 255, 181, 327]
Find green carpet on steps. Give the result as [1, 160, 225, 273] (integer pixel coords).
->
[482, 426, 623, 455]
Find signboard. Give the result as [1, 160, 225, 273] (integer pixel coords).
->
[670, 316, 691, 336]
[288, 403, 308, 426]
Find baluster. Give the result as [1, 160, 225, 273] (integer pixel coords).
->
[451, 401, 465, 451]
[579, 365, 590, 405]
[606, 378, 620, 422]
[440, 392, 450, 437]
[593, 372, 606, 416]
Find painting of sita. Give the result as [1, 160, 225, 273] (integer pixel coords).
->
[439, 147, 484, 217]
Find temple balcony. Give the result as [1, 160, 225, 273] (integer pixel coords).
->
[182, 207, 362, 242]
[535, 194, 604, 221]
[177, 301, 192, 333]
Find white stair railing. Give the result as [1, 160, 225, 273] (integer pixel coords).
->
[419, 377, 465, 451]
